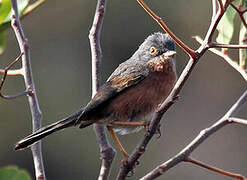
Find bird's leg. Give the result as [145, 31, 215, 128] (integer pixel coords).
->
[107, 126, 129, 159]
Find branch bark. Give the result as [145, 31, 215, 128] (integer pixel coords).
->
[141, 90, 247, 180]
[116, 1, 232, 179]
[185, 157, 247, 180]
[88, 0, 116, 180]
[194, 36, 247, 82]
[10, 1, 46, 179]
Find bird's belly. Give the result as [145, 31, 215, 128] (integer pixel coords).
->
[105, 66, 177, 135]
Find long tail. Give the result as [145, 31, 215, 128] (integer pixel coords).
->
[15, 109, 84, 151]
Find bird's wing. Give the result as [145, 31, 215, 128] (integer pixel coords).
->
[77, 61, 150, 122]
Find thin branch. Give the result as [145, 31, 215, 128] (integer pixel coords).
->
[217, 0, 224, 12]
[0, 69, 22, 76]
[0, 90, 31, 100]
[10, 1, 46, 180]
[0, 53, 26, 99]
[185, 157, 247, 180]
[223, 90, 247, 118]
[116, 1, 227, 179]
[22, 0, 46, 19]
[230, 3, 247, 29]
[228, 117, 247, 125]
[212, 0, 217, 20]
[203, 1, 230, 43]
[194, 36, 247, 81]
[136, 0, 196, 58]
[88, 0, 116, 180]
[210, 42, 247, 49]
[140, 90, 247, 180]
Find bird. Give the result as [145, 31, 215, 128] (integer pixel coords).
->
[15, 32, 177, 158]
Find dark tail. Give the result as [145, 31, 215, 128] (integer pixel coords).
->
[15, 109, 84, 151]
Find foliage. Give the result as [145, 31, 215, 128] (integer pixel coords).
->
[0, 166, 31, 180]
[0, 0, 29, 54]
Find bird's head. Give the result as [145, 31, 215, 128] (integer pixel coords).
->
[132, 32, 176, 65]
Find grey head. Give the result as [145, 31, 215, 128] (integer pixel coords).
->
[131, 32, 175, 63]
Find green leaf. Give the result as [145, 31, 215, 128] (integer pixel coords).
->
[0, 0, 11, 24]
[0, 166, 31, 180]
[216, 5, 237, 45]
[0, 31, 6, 55]
[2, 0, 29, 24]
[0, 0, 29, 53]
[0, 0, 29, 32]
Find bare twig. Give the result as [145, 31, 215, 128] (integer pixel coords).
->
[194, 36, 247, 81]
[0, 53, 27, 99]
[88, 0, 116, 179]
[116, 1, 233, 179]
[22, 0, 46, 18]
[140, 90, 247, 180]
[136, 0, 196, 58]
[217, 0, 224, 12]
[228, 117, 247, 125]
[0, 90, 31, 99]
[10, 1, 46, 180]
[185, 157, 247, 180]
[212, 0, 217, 20]
[210, 42, 247, 49]
[0, 69, 22, 76]
[230, 3, 247, 29]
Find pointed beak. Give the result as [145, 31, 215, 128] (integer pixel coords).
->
[163, 50, 176, 58]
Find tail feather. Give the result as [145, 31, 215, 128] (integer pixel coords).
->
[15, 109, 83, 151]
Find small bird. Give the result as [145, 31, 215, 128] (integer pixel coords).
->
[15, 32, 177, 157]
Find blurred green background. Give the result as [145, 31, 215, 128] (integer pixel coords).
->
[0, 0, 246, 179]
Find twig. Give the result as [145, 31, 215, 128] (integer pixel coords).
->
[185, 157, 247, 180]
[228, 117, 247, 125]
[10, 1, 46, 180]
[0, 69, 22, 76]
[212, 0, 217, 20]
[136, 0, 196, 58]
[217, 0, 224, 12]
[230, 3, 247, 29]
[0, 53, 27, 99]
[0, 90, 31, 99]
[22, 0, 46, 18]
[88, 0, 116, 180]
[210, 42, 247, 49]
[194, 36, 247, 81]
[140, 90, 247, 180]
[116, 1, 232, 179]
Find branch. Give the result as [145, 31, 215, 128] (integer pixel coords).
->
[228, 117, 247, 125]
[210, 42, 247, 49]
[0, 53, 27, 99]
[22, 0, 46, 19]
[10, 1, 46, 180]
[185, 157, 247, 180]
[194, 36, 247, 81]
[116, 1, 233, 179]
[136, 0, 196, 58]
[0, 69, 22, 76]
[217, 0, 224, 12]
[140, 90, 247, 180]
[212, 0, 217, 20]
[88, 0, 116, 179]
[230, 3, 247, 29]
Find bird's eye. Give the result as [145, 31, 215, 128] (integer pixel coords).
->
[149, 46, 158, 56]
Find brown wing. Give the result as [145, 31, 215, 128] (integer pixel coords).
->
[76, 61, 150, 124]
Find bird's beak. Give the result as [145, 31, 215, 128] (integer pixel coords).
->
[163, 50, 176, 58]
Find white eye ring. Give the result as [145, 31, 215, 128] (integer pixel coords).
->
[149, 46, 158, 55]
